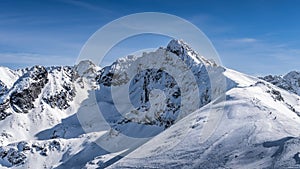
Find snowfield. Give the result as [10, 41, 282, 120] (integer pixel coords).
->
[110, 69, 300, 168]
[0, 40, 299, 168]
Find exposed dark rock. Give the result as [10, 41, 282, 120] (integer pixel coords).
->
[42, 84, 76, 110]
[42, 66, 77, 110]
[9, 66, 48, 113]
[0, 80, 7, 96]
[293, 152, 300, 164]
[0, 100, 11, 120]
[0, 147, 27, 166]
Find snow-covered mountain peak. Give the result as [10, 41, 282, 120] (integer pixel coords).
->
[75, 60, 100, 78]
[166, 39, 188, 53]
[96, 39, 217, 128]
[166, 39, 217, 67]
[284, 71, 300, 81]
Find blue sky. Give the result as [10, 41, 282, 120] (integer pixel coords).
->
[0, 0, 300, 75]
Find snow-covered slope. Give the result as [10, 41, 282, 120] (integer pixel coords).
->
[0, 60, 101, 168]
[0, 67, 20, 89]
[0, 40, 299, 168]
[110, 69, 300, 169]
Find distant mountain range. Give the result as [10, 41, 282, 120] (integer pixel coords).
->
[260, 71, 300, 96]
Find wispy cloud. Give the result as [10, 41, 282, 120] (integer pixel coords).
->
[226, 38, 258, 43]
[215, 37, 300, 75]
[187, 14, 233, 35]
[60, 0, 114, 14]
[0, 52, 75, 69]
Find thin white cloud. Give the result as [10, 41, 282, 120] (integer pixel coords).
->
[0, 52, 76, 68]
[215, 37, 300, 75]
[227, 38, 258, 43]
[60, 0, 113, 13]
[188, 14, 234, 34]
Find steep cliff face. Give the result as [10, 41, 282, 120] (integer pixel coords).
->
[97, 40, 215, 128]
[9, 66, 49, 113]
[42, 66, 76, 110]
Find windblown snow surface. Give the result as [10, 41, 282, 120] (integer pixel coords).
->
[0, 40, 300, 169]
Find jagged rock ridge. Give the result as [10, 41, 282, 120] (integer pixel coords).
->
[260, 71, 300, 96]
